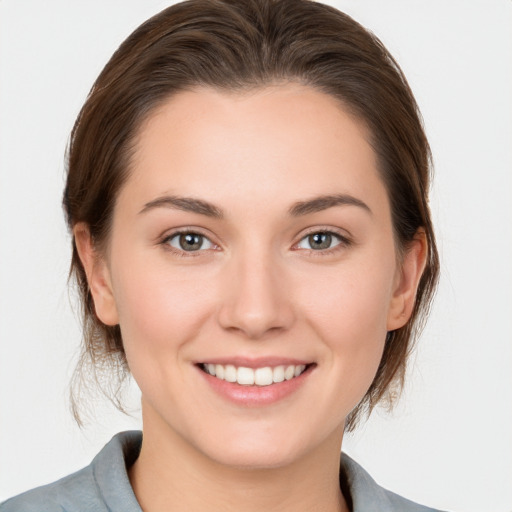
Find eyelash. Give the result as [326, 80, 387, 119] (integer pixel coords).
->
[293, 228, 352, 255]
[159, 228, 352, 257]
[160, 229, 218, 257]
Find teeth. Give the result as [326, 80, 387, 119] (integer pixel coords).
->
[255, 367, 273, 386]
[215, 364, 225, 380]
[203, 363, 308, 386]
[284, 365, 295, 380]
[273, 365, 285, 383]
[224, 364, 237, 383]
[237, 366, 255, 385]
[294, 365, 305, 377]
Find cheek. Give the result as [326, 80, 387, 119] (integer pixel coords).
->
[109, 251, 217, 364]
[297, 257, 395, 395]
[301, 259, 394, 341]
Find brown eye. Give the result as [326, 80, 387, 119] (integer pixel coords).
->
[167, 232, 214, 252]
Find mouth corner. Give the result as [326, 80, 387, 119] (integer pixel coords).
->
[197, 362, 209, 373]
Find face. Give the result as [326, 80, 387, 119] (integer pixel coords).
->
[81, 84, 423, 469]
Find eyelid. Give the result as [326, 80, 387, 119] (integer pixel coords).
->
[292, 226, 353, 252]
[157, 225, 352, 256]
[159, 225, 217, 242]
[159, 227, 221, 255]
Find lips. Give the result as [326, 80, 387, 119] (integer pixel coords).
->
[201, 363, 308, 386]
[196, 357, 315, 406]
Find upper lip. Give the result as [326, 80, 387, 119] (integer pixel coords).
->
[196, 356, 313, 368]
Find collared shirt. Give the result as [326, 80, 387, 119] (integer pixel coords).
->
[0, 431, 446, 512]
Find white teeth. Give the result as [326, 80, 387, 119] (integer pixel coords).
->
[203, 363, 308, 386]
[215, 364, 225, 380]
[294, 365, 306, 377]
[284, 365, 295, 380]
[224, 364, 237, 383]
[273, 365, 285, 383]
[255, 367, 273, 386]
[237, 367, 255, 385]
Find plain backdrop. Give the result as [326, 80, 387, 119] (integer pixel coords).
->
[1, 1, 511, 511]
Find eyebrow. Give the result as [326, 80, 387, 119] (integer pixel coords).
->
[288, 194, 372, 216]
[139, 195, 224, 218]
[139, 193, 371, 219]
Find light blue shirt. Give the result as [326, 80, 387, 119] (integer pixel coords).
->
[0, 431, 446, 511]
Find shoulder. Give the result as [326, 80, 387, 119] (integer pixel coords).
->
[0, 431, 143, 512]
[0, 465, 101, 512]
[341, 453, 449, 512]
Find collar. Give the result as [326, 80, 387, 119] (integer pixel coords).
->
[92, 431, 438, 512]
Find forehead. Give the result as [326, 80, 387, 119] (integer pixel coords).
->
[124, 84, 386, 214]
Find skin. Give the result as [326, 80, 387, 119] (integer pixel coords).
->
[75, 84, 427, 512]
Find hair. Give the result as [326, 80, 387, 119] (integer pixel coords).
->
[63, 0, 439, 430]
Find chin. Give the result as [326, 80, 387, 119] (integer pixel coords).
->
[191, 425, 322, 471]
[206, 443, 302, 470]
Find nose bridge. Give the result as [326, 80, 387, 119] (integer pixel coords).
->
[217, 239, 294, 339]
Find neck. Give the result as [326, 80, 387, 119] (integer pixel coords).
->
[129, 413, 349, 512]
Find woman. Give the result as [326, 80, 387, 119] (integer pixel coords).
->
[1, 0, 443, 510]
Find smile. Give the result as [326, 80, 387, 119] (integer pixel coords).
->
[201, 363, 308, 386]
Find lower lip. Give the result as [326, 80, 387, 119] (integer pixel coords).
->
[197, 365, 314, 406]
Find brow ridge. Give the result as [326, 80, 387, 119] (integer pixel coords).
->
[139, 195, 224, 218]
[288, 194, 372, 216]
[140, 193, 370, 219]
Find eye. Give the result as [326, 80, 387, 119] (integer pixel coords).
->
[296, 231, 345, 251]
[166, 232, 215, 252]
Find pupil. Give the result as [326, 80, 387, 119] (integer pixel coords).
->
[309, 232, 331, 250]
[180, 233, 202, 251]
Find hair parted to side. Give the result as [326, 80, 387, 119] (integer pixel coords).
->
[63, 0, 439, 430]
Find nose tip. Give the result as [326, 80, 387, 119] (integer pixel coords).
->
[222, 306, 284, 339]
[217, 259, 295, 340]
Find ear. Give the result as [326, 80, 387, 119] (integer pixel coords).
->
[387, 230, 428, 331]
[74, 223, 119, 326]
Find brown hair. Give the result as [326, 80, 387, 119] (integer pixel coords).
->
[64, 0, 439, 429]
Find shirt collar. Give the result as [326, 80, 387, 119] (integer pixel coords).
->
[92, 431, 399, 512]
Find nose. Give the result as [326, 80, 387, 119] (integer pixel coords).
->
[217, 249, 295, 340]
